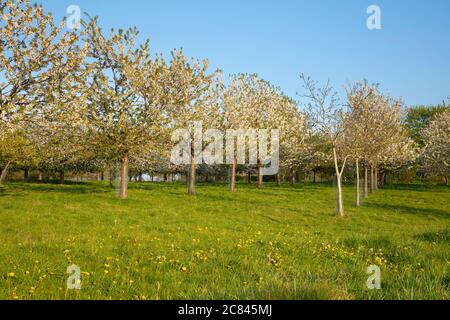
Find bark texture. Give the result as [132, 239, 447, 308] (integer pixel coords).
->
[364, 165, 369, 199]
[257, 165, 263, 189]
[119, 153, 129, 200]
[333, 148, 346, 217]
[230, 158, 237, 192]
[355, 159, 360, 207]
[188, 154, 196, 195]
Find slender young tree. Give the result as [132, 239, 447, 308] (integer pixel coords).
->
[300, 74, 348, 216]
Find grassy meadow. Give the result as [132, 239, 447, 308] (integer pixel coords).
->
[0, 181, 448, 300]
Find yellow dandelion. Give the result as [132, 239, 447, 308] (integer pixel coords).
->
[82, 272, 90, 277]
[375, 256, 383, 265]
[181, 267, 187, 273]
[7, 272, 15, 278]
[104, 269, 109, 274]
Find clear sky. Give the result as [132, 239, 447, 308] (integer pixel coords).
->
[41, 0, 450, 106]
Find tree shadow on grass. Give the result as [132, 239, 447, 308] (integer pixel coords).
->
[255, 213, 284, 224]
[8, 183, 110, 195]
[415, 229, 449, 244]
[364, 203, 450, 220]
[382, 184, 450, 193]
[128, 182, 187, 193]
[0, 187, 8, 197]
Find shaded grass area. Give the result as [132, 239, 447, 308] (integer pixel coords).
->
[0, 182, 448, 300]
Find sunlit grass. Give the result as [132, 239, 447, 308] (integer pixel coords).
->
[0, 181, 448, 300]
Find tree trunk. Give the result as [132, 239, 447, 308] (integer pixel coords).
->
[247, 170, 251, 184]
[380, 172, 387, 187]
[109, 167, 114, 188]
[276, 172, 281, 187]
[336, 173, 344, 217]
[230, 158, 237, 192]
[38, 170, 43, 182]
[313, 170, 317, 183]
[59, 171, 65, 185]
[290, 168, 296, 186]
[444, 176, 448, 186]
[23, 168, 29, 182]
[0, 161, 11, 185]
[188, 154, 196, 195]
[333, 148, 345, 217]
[374, 166, 379, 191]
[370, 166, 375, 193]
[356, 159, 360, 207]
[364, 165, 369, 199]
[257, 164, 263, 189]
[119, 153, 129, 200]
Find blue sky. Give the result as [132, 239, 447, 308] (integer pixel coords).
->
[41, 0, 450, 106]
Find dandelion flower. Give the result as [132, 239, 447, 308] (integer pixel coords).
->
[375, 256, 383, 265]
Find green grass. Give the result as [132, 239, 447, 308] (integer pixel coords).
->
[0, 181, 448, 300]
